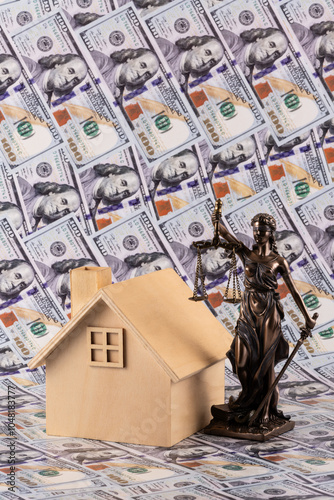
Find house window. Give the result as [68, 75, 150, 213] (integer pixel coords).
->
[87, 327, 124, 367]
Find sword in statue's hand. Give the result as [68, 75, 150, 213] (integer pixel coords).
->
[249, 312, 319, 427]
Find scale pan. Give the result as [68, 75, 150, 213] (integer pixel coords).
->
[189, 296, 207, 302]
[223, 298, 241, 304]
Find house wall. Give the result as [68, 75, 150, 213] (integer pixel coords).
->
[46, 300, 172, 446]
[170, 360, 225, 444]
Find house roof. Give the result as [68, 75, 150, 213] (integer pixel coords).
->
[29, 269, 232, 382]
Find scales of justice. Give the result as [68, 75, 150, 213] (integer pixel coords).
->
[190, 199, 318, 441]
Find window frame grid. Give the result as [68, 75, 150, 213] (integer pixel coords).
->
[87, 327, 124, 368]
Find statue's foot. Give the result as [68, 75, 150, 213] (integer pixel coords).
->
[228, 394, 243, 410]
[228, 395, 235, 406]
[257, 413, 270, 428]
[259, 421, 270, 430]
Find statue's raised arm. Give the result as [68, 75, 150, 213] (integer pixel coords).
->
[211, 210, 241, 246]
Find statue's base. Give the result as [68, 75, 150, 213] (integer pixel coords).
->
[203, 404, 295, 441]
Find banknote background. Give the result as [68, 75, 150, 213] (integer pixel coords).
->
[0, 0, 334, 497]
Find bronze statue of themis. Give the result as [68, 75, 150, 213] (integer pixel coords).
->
[191, 200, 317, 440]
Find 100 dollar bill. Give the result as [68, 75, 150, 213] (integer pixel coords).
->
[0, 160, 27, 237]
[199, 136, 271, 211]
[116, 0, 161, 18]
[319, 118, 334, 183]
[258, 127, 330, 206]
[294, 185, 334, 274]
[279, 0, 334, 102]
[296, 319, 334, 357]
[91, 209, 188, 283]
[79, 5, 202, 164]
[211, 0, 332, 143]
[158, 197, 232, 288]
[0, 377, 44, 408]
[24, 214, 108, 315]
[299, 354, 334, 391]
[146, 0, 266, 151]
[78, 146, 151, 232]
[14, 145, 93, 235]
[138, 143, 213, 220]
[0, 0, 116, 34]
[11, 12, 130, 167]
[0, 27, 63, 168]
[279, 361, 334, 413]
[56, 0, 116, 30]
[283, 421, 334, 453]
[130, 438, 278, 482]
[216, 477, 334, 499]
[11, 455, 100, 489]
[0, 0, 53, 33]
[0, 218, 67, 354]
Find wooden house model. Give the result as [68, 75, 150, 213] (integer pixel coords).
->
[29, 267, 232, 447]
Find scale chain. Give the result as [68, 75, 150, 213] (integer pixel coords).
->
[192, 246, 208, 301]
[223, 247, 241, 303]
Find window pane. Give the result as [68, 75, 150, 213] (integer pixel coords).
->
[107, 332, 119, 346]
[91, 349, 104, 362]
[107, 350, 119, 363]
[91, 331, 103, 345]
